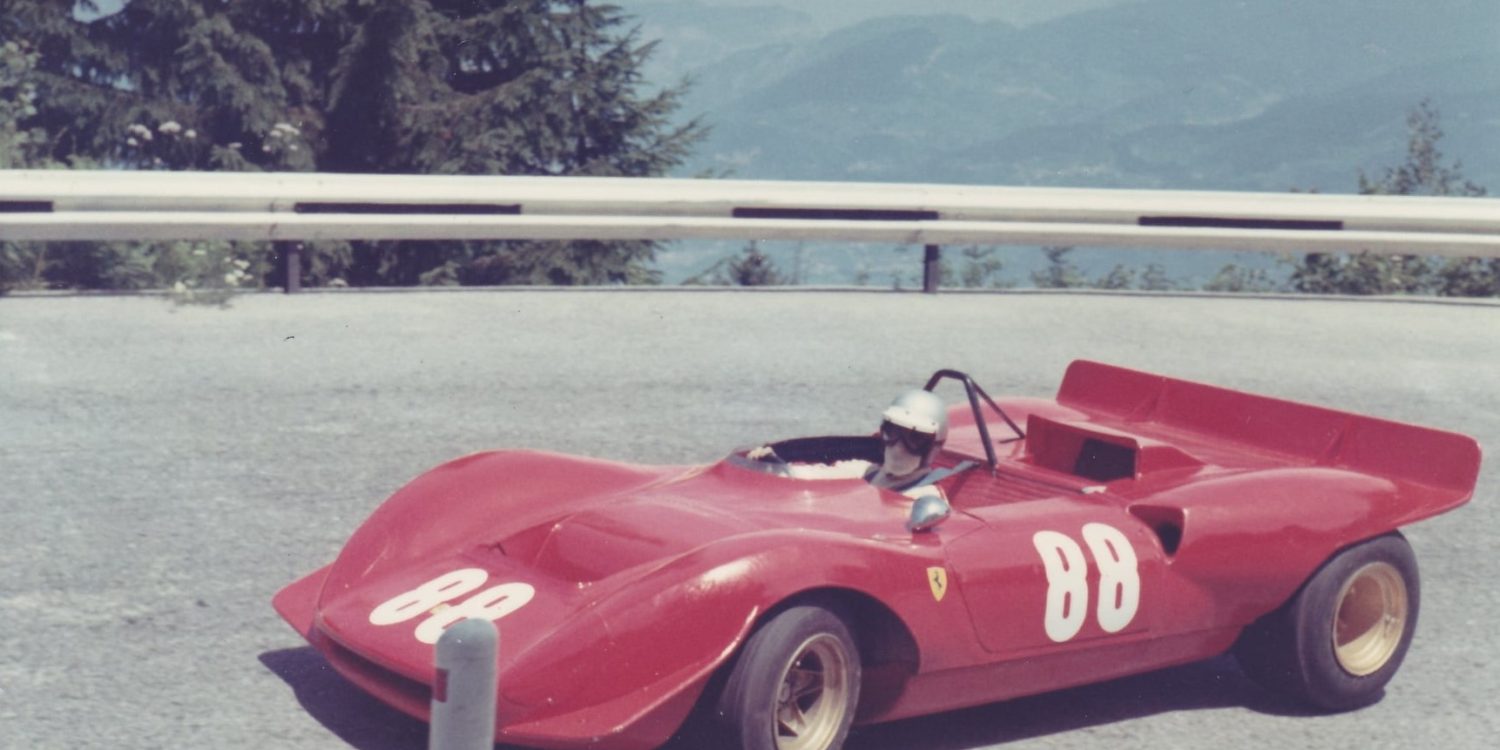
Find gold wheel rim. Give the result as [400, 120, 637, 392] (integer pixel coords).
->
[773, 634, 850, 750]
[1333, 561, 1408, 676]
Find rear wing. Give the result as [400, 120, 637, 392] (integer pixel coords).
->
[1055, 360, 1481, 500]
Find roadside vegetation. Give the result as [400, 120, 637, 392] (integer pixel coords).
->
[0, 2, 1491, 298]
[0, 0, 703, 296]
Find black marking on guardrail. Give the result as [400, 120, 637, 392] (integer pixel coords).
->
[733, 207, 941, 221]
[1139, 216, 1344, 231]
[0, 201, 53, 212]
[294, 202, 521, 215]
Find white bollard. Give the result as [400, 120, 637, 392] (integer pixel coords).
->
[430, 618, 499, 750]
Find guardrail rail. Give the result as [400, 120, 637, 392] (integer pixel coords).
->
[4, 170, 1497, 292]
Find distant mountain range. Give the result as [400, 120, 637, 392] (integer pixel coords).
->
[626, 0, 1499, 284]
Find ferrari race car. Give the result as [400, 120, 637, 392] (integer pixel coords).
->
[273, 360, 1481, 750]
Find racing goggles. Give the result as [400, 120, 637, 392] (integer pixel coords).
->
[881, 420, 937, 454]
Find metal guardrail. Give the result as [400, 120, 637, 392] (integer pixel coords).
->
[3, 170, 1498, 292]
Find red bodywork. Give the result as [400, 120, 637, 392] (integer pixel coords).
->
[273, 361, 1480, 749]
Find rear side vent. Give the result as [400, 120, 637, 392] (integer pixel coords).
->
[1128, 504, 1185, 556]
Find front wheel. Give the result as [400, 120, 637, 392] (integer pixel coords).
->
[717, 606, 862, 750]
[1234, 533, 1419, 711]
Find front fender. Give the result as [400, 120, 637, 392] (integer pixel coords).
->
[498, 531, 950, 745]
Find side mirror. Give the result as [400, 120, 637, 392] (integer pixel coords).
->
[907, 494, 951, 533]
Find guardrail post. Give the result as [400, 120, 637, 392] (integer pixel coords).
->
[923, 244, 941, 293]
[430, 619, 499, 750]
[278, 241, 302, 294]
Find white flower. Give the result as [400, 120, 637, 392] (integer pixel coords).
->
[126, 137, 138, 147]
[268, 129, 281, 139]
[173, 281, 187, 293]
[192, 248, 207, 256]
[158, 121, 182, 135]
[184, 129, 197, 140]
[288, 144, 299, 152]
[224, 272, 240, 286]
[227, 142, 242, 150]
[232, 259, 250, 270]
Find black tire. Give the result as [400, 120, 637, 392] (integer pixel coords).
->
[716, 606, 862, 750]
[1234, 533, 1420, 712]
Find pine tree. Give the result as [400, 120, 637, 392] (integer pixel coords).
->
[727, 241, 785, 286]
[1289, 100, 1492, 297]
[1356, 100, 1486, 199]
[1031, 246, 1086, 289]
[2, 0, 704, 288]
[956, 246, 1005, 288]
[2, 37, 58, 291]
[1, 39, 47, 169]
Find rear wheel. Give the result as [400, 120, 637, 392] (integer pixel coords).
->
[717, 606, 862, 750]
[1234, 533, 1419, 711]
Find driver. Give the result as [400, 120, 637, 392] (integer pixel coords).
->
[866, 389, 948, 491]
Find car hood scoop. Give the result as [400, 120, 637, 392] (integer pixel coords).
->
[505, 496, 760, 584]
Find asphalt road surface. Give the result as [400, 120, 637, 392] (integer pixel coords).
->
[2, 289, 1496, 750]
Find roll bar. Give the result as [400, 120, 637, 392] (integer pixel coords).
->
[922, 369, 1026, 473]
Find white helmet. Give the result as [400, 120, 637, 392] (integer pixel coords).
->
[879, 389, 947, 472]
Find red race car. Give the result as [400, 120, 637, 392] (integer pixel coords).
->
[273, 360, 1480, 750]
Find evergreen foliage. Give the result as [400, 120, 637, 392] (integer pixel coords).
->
[2, 38, 60, 292]
[1138, 264, 1175, 291]
[681, 241, 788, 286]
[1, 40, 47, 169]
[1031, 246, 1087, 289]
[1204, 264, 1278, 293]
[0, 0, 704, 290]
[727, 241, 785, 286]
[1289, 100, 1493, 297]
[954, 246, 1006, 289]
[1091, 264, 1135, 290]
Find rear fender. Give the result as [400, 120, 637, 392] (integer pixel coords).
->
[1133, 467, 1418, 624]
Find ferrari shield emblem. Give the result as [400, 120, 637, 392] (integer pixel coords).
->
[927, 567, 949, 602]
